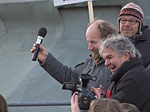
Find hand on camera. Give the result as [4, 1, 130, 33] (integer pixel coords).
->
[71, 92, 80, 112]
[91, 85, 105, 99]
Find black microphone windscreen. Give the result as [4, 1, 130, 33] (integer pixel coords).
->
[38, 27, 47, 37]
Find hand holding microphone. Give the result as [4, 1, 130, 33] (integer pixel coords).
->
[31, 27, 48, 62]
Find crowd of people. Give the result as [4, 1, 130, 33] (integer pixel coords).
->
[30, 2, 150, 112]
[0, 1, 150, 112]
[71, 35, 150, 112]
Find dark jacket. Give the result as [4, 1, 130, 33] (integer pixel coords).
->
[41, 53, 111, 89]
[130, 26, 150, 68]
[107, 58, 150, 112]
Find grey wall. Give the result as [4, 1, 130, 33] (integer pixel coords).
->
[0, 0, 149, 112]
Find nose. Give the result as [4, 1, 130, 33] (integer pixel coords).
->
[124, 21, 130, 26]
[88, 43, 93, 50]
[105, 59, 110, 66]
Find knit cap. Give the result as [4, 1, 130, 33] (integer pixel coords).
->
[118, 2, 144, 34]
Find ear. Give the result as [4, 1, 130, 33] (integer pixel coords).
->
[123, 52, 130, 61]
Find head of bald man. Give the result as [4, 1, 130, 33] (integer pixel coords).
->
[86, 20, 117, 64]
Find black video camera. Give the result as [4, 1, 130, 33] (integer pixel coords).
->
[62, 74, 97, 110]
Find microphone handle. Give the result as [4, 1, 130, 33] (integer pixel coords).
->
[32, 44, 40, 61]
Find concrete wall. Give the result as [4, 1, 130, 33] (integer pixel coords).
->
[0, 0, 149, 112]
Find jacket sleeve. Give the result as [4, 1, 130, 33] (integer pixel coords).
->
[40, 53, 85, 84]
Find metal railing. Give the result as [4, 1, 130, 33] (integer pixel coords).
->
[8, 101, 70, 107]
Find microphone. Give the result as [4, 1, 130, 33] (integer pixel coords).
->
[32, 27, 47, 61]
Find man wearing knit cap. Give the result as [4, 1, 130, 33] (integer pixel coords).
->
[118, 2, 150, 68]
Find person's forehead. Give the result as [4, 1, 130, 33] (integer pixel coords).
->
[86, 26, 102, 41]
[86, 24, 97, 35]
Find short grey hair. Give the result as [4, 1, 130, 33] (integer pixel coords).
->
[99, 34, 141, 58]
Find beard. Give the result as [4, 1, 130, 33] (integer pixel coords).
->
[91, 49, 100, 65]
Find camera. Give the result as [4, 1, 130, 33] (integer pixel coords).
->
[62, 74, 97, 110]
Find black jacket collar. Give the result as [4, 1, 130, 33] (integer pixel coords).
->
[110, 58, 142, 84]
[129, 26, 150, 45]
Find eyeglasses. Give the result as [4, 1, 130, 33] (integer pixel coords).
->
[120, 18, 138, 25]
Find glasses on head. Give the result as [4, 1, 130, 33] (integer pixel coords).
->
[120, 18, 138, 25]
